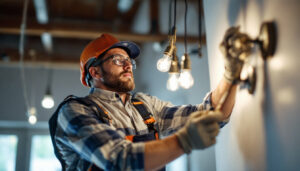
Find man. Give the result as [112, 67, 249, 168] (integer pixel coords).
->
[52, 31, 243, 170]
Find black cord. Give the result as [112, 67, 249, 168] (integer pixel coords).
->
[184, 0, 188, 54]
[198, 0, 202, 57]
[174, 0, 177, 28]
[168, 0, 172, 35]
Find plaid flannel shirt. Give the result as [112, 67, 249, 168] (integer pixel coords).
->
[54, 88, 226, 170]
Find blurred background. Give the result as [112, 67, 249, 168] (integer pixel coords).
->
[1, 0, 300, 171]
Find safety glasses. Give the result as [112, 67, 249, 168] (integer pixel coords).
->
[96, 54, 136, 69]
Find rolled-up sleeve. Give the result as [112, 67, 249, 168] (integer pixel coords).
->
[55, 101, 145, 171]
[135, 92, 217, 136]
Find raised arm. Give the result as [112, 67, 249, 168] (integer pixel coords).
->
[210, 26, 250, 118]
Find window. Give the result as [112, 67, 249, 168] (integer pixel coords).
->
[30, 135, 60, 171]
[0, 135, 18, 171]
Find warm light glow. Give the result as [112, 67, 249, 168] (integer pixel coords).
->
[27, 107, 37, 125]
[42, 95, 54, 109]
[240, 65, 248, 80]
[277, 87, 295, 106]
[270, 57, 284, 71]
[167, 73, 179, 91]
[157, 54, 172, 72]
[28, 115, 37, 125]
[179, 70, 194, 89]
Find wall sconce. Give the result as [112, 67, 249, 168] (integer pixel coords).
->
[222, 22, 276, 94]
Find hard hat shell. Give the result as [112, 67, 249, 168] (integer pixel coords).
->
[80, 33, 140, 87]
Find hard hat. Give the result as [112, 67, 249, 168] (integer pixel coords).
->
[80, 33, 140, 87]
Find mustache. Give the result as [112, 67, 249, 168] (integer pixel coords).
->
[120, 71, 133, 76]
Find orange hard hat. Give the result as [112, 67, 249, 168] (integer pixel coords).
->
[80, 33, 140, 87]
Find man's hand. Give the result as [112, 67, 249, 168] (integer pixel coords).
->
[220, 26, 252, 83]
[175, 110, 224, 154]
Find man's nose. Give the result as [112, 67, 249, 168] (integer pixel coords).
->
[123, 60, 132, 70]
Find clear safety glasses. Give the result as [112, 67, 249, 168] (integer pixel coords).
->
[98, 54, 136, 69]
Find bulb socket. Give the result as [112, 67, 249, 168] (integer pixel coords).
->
[181, 53, 191, 70]
[169, 48, 179, 73]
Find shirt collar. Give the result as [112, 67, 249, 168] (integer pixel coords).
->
[89, 87, 132, 101]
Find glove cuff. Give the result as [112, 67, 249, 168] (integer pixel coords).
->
[175, 129, 192, 154]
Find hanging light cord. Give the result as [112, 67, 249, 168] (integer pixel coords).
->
[198, 0, 202, 56]
[19, 0, 30, 112]
[174, 0, 177, 28]
[184, 0, 188, 54]
[168, 0, 173, 35]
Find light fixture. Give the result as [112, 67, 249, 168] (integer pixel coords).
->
[221, 22, 277, 94]
[118, 0, 134, 13]
[167, 48, 180, 91]
[42, 85, 54, 109]
[178, 0, 194, 89]
[179, 53, 194, 89]
[157, 30, 176, 72]
[27, 107, 37, 125]
[33, 0, 48, 24]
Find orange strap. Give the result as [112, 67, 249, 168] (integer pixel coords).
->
[132, 101, 144, 105]
[125, 135, 134, 142]
[144, 117, 156, 125]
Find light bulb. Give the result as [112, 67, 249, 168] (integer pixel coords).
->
[179, 70, 194, 89]
[157, 54, 172, 72]
[27, 107, 37, 125]
[167, 73, 179, 91]
[28, 115, 37, 125]
[42, 95, 54, 109]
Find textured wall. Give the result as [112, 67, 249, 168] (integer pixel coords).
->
[203, 0, 300, 170]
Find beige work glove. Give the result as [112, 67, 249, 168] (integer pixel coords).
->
[175, 110, 223, 154]
[220, 26, 252, 84]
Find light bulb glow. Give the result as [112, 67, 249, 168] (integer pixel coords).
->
[179, 70, 194, 89]
[157, 54, 172, 72]
[27, 107, 37, 125]
[42, 95, 54, 109]
[167, 73, 179, 91]
[28, 115, 37, 125]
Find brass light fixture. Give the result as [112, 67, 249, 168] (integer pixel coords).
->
[223, 22, 277, 94]
[167, 47, 180, 91]
[156, 28, 176, 72]
[179, 53, 194, 89]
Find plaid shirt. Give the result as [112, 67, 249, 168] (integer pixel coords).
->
[55, 88, 222, 171]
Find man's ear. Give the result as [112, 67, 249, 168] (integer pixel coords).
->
[89, 66, 102, 79]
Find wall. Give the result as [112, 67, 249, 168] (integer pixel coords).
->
[203, 0, 300, 170]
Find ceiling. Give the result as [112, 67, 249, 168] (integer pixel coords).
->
[0, 0, 203, 66]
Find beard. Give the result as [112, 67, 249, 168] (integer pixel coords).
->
[100, 67, 135, 92]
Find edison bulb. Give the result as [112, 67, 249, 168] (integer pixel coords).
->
[167, 73, 179, 91]
[42, 95, 54, 109]
[27, 107, 37, 125]
[28, 115, 37, 125]
[157, 54, 172, 72]
[179, 70, 194, 89]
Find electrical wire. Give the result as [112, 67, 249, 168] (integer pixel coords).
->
[184, 0, 188, 54]
[174, 0, 177, 29]
[19, 0, 30, 113]
[168, 0, 173, 35]
[198, 0, 202, 57]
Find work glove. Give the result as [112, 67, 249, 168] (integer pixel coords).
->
[175, 110, 223, 154]
[220, 26, 252, 84]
